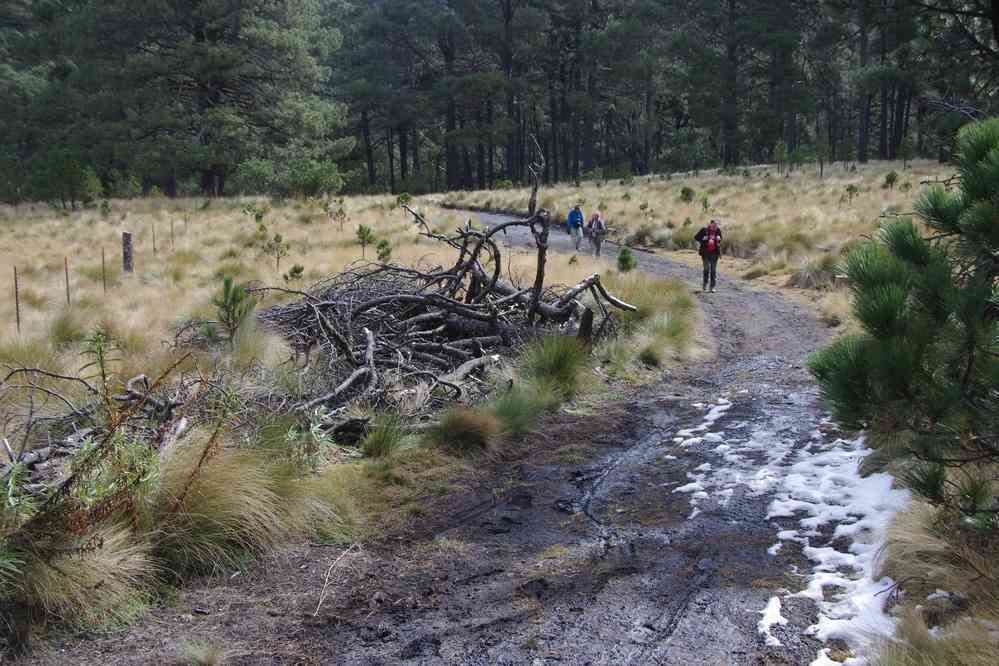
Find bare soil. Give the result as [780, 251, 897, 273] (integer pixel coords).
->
[23, 213, 841, 666]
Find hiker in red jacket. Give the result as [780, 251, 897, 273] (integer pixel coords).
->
[694, 219, 723, 293]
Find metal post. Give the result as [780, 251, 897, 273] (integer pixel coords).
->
[13, 266, 20, 335]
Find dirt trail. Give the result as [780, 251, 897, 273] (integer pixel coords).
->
[28, 214, 842, 665]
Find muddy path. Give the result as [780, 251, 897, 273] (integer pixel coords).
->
[27, 214, 843, 665]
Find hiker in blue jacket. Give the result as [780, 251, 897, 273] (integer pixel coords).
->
[566, 204, 585, 252]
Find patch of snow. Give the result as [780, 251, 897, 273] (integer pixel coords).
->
[765, 436, 909, 666]
[767, 542, 782, 556]
[926, 590, 950, 601]
[673, 481, 704, 494]
[758, 596, 788, 646]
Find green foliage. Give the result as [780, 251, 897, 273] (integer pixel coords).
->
[883, 170, 899, 190]
[241, 203, 267, 224]
[211, 277, 257, 346]
[29, 149, 98, 209]
[488, 383, 559, 436]
[523, 336, 590, 400]
[283, 263, 305, 283]
[362, 415, 405, 458]
[376, 239, 392, 263]
[679, 186, 696, 203]
[845, 184, 860, 202]
[617, 247, 638, 272]
[810, 118, 999, 531]
[494, 179, 514, 190]
[356, 224, 375, 258]
[396, 192, 412, 207]
[262, 233, 290, 272]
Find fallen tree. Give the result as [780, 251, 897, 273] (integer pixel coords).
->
[255, 207, 635, 413]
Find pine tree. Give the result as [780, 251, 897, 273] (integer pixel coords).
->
[810, 118, 999, 530]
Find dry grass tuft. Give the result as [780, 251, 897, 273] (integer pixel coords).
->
[881, 500, 999, 602]
[15, 525, 156, 628]
[149, 435, 294, 574]
[427, 408, 502, 454]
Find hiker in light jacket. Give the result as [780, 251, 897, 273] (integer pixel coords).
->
[694, 219, 723, 293]
[566, 204, 585, 252]
[587, 211, 608, 257]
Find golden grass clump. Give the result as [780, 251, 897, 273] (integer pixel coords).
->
[426, 408, 502, 454]
[149, 436, 296, 574]
[873, 606, 999, 666]
[14, 525, 156, 628]
[881, 500, 999, 602]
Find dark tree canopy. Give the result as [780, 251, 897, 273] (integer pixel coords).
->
[2, 0, 998, 201]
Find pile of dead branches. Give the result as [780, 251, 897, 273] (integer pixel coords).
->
[255, 208, 636, 412]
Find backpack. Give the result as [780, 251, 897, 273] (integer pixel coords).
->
[592, 217, 607, 234]
[706, 231, 718, 252]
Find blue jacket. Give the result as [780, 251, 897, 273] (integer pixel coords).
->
[567, 209, 584, 229]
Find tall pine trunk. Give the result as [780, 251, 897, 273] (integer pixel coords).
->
[857, 0, 871, 163]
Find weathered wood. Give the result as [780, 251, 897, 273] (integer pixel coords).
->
[441, 354, 500, 384]
[122, 231, 134, 273]
[577, 307, 595, 345]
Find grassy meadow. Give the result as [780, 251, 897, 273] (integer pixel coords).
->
[440, 160, 954, 329]
[0, 190, 700, 643]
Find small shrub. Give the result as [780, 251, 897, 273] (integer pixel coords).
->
[523, 336, 589, 399]
[882, 170, 899, 190]
[376, 239, 392, 263]
[99, 199, 112, 218]
[211, 276, 257, 346]
[262, 233, 290, 272]
[362, 415, 405, 458]
[427, 408, 501, 453]
[494, 179, 514, 190]
[356, 224, 375, 258]
[679, 186, 696, 202]
[617, 247, 638, 272]
[283, 264, 305, 283]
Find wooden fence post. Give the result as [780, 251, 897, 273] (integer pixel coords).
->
[13, 266, 20, 335]
[64, 257, 71, 306]
[123, 231, 134, 273]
